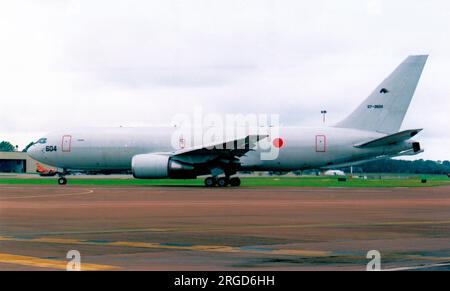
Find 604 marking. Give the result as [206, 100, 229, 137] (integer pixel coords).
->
[45, 146, 57, 152]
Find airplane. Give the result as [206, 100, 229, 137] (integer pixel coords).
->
[28, 55, 428, 187]
[35, 163, 57, 177]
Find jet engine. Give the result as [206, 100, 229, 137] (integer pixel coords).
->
[131, 153, 195, 179]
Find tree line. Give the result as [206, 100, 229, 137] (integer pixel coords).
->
[0, 141, 34, 152]
[351, 159, 450, 175]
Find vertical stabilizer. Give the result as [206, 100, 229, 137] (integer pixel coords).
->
[335, 55, 428, 134]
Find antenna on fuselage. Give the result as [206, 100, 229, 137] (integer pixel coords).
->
[321, 110, 327, 124]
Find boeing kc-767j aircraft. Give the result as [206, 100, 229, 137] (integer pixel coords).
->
[28, 55, 428, 187]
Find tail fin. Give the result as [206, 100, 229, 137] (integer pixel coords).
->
[335, 55, 428, 134]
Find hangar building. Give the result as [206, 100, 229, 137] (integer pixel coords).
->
[0, 152, 51, 174]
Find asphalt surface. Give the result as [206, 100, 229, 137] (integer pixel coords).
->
[1, 184, 449, 270]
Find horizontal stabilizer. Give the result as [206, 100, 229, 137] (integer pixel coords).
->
[355, 129, 422, 148]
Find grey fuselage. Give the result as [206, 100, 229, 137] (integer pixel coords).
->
[28, 126, 415, 174]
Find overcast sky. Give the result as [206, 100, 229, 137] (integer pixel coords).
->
[0, 0, 449, 160]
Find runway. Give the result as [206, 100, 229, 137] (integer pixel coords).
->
[1, 184, 449, 270]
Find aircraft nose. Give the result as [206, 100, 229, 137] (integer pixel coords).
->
[27, 144, 43, 161]
[27, 144, 37, 158]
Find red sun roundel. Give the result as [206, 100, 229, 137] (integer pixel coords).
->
[273, 138, 284, 148]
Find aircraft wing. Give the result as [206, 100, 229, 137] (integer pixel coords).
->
[354, 129, 422, 148]
[172, 134, 268, 164]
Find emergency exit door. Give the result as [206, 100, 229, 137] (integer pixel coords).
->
[62, 135, 72, 152]
[315, 135, 326, 152]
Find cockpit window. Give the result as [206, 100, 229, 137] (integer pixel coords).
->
[37, 138, 47, 144]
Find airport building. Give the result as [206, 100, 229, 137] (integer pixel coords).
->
[0, 152, 50, 174]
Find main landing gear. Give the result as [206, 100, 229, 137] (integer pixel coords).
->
[204, 176, 241, 187]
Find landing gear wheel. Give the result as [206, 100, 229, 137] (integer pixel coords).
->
[217, 177, 229, 187]
[229, 177, 241, 187]
[57, 177, 67, 185]
[204, 177, 216, 187]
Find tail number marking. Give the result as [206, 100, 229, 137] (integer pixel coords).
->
[367, 105, 384, 109]
[45, 146, 57, 152]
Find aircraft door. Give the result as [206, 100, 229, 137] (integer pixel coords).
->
[315, 135, 326, 152]
[62, 135, 72, 152]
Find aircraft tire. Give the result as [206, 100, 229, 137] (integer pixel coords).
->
[204, 177, 216, 187]
[217, 177, 229, 187]
[229, 177, 241, 187]
[58, 177, 67, 185]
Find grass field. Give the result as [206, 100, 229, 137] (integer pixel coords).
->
[0, 175, 449, 187]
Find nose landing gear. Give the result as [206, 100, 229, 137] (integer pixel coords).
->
[57, 169, 68, 185]
[57, 177, 67, 185]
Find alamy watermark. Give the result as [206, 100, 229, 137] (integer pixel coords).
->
[366, 250, 381, 271]
[171, 108, 282, 161]
[66, 250, 81, 271]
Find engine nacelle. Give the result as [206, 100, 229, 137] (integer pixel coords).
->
[131, 154, 195, 179]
